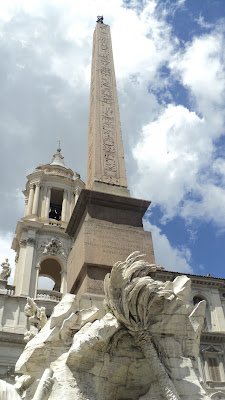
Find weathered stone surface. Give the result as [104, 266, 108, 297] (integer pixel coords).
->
[66, 190, 155, 296]
[66, 313, 120, 367]
[9, 253, 211, 400]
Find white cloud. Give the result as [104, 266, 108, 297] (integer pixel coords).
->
[144, 219, 193, 273]
[170, 31, 225, 115]
[133, 104, 205, 217]
[133, 27, 225, 226]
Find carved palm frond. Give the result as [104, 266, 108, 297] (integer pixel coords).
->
[104, 251, 181, 400]
[104, 251, 170, 332]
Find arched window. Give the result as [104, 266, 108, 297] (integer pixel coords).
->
[49, 189, 63, 221]
[211, 392, 225, 399]
[193, 294, 211, 332]
[39, 258, 61, 292]
[38, 276, 55, 291]
[193, 295, 205, 305]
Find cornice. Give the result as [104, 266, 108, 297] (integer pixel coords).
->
[0, 330, 25, 345]
[151, 270, 225, 288]
[201, 331, 225, 342]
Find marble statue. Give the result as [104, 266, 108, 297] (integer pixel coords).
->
[42, 237, 64, 256]
[1, 252, 211, 399]
[0, 369, 53, 400]
[24, 297, 47, 333]
[0, 259, 11, 281]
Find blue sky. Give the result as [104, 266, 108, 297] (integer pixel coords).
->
[134, 0, 225, 278]
[0, 0, 225, 281]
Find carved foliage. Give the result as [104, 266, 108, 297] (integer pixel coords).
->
[41, 237, 66, 258]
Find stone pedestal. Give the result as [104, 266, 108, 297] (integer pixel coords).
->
[0, 280, 7, 294]
[66, 189, 155, 297]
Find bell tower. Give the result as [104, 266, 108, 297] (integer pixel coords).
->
[12, 147, 84, 299]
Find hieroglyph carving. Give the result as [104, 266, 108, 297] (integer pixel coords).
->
[87, 24, 124, 188]
[99, 25, 119, 184]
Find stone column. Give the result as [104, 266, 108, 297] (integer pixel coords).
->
[27, 184, 35, 215]
[37, 185, 43, 216]
[61, 190, 68, 222]
[211, 289, 225, 331]
[14, 238, 27, 295]
[0, 297, 6, 328]
[15, 235, 36, 297]
[60, 270, 67, 295]
[41, 186, 47, 217]
[33, 263, 41, 299]
[24, 198, 28, 217]
[44, 187, 51, 219]
[70, 192, 75, 215]
[32, 183, 40, 215]
[66, 191, 72, 221]
[74, 188, 80, 205]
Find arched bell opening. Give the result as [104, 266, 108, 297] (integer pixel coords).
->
[36, 258, 64, 302]
[38, 276, 55, 291]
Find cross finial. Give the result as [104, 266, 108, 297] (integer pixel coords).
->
[57, 140, 61, 153]
[97, 16, 104, 24]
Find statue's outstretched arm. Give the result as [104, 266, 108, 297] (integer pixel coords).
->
[32, 368, 54, 400]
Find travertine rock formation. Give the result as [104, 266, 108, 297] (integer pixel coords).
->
[1, 253, 211, 400]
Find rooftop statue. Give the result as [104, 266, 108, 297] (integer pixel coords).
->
[2, 252, 210, 400]
[0, 258, 11, 281]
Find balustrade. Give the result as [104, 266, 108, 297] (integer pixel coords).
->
[36, 289, 62, 302]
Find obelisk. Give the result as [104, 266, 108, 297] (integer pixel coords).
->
[86, 21, 130, 197]
[66, 20, 155, 298]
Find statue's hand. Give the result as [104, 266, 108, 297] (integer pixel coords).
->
[43, 377, 54, 393]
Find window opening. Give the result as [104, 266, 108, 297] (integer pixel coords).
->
[208, 357, 221, 382]
[39, 258, 61, 292]
[49, 189, 63, 221]
[193, 296, 204, 305]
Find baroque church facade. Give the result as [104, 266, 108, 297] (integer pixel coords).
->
[0, 20, 225, 400]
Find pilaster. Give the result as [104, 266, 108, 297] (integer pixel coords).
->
[210, 289, 225, 331]
[61, 190, 68, 222]
[26, 184, 35, 215]
[41, 186, 47, 218]
[60, 271, 67, 295]
[66, 191, 72, 221]
[15, 233, 36, 297]
[44, 187, 51, 219]
[32, 183, 40, 215]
